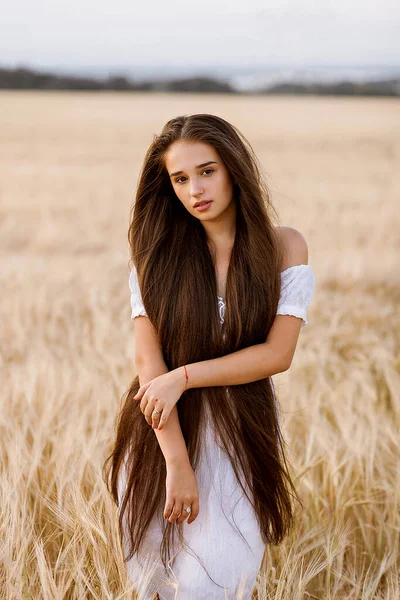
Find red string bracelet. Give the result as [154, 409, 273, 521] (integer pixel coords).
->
[182, 365, 189, 395]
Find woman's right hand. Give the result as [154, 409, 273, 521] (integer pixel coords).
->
[164, 460, 199, 525]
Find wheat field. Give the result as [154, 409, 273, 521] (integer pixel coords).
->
[0, 91, 399, 599]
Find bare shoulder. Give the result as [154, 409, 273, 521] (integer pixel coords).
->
[275, 226, 309, 271]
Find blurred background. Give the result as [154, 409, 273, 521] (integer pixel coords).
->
[0, 1, 399, 598]
[1, 0, 400, 94]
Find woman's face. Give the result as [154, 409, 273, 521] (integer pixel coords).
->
[164, 140, 235, 221]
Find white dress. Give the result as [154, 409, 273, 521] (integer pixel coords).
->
[118, 264, 315, 600]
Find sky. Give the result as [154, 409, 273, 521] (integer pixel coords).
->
[1, 0, 399, 73]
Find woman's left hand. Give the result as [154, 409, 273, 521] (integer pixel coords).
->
[133, 368, 187, 430]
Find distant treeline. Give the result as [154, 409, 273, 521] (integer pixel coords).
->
[1, 66, 399, 96]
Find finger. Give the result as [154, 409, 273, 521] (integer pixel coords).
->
[169, 502, 183, 523]
[141, 394, 154, 415]
[176, 502, 191, 524]
[140, 396, 148, 413]
[158, 409, 171, 431]
[133, 381, 151, 400]
[144, 402, 156, 425]
[187, 498, 199, 524]
[151, 407, 162, 429]
[164, 500, 174, 520]
[133, 388, 143, 400]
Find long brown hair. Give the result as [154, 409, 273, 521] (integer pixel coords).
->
[104, 114, 300, 579]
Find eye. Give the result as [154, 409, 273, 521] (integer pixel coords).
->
[175, 168, 214, 185]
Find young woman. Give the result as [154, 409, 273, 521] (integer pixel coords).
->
[105, 114, 315, 599]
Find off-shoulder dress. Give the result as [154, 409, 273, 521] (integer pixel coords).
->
[117, 264, 315, 600]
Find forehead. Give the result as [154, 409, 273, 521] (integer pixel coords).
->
[164, 140, 219, 172]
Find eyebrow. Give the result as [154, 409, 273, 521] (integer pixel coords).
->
[169, 161, 218, 178]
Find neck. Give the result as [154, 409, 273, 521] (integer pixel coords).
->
[202, 200, 236, 257]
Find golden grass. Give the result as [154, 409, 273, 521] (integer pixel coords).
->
[0, 91, 399, 599]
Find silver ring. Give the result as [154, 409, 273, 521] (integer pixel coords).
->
[184, 506, 191, 513]
[154, 409, 161, 415]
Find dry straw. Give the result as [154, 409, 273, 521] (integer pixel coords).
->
[0, 91, 399, 598]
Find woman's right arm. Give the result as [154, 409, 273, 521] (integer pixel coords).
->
[133, 315, 199, 524]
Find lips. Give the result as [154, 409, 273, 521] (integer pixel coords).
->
[193, 200, 212, 208]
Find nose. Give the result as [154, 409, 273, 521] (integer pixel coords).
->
[189, 177, 204, 197]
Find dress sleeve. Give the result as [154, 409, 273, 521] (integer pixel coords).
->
[129, 266, 148, 320]
[277, 264, 315, 328]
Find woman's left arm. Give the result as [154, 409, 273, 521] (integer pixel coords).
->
[134, 313, 304, 429]
[178, 312, 303, 388]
